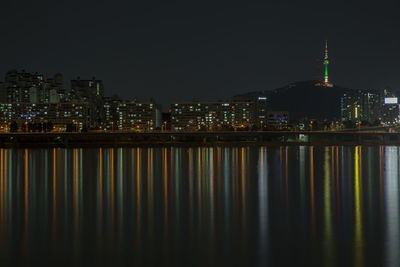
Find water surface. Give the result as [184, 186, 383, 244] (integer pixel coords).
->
[0, 146, 398, 266]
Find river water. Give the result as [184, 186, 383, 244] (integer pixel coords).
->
[0, 146, 398, 266]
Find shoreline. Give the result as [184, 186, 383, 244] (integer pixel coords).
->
[0, 131, 399, 147]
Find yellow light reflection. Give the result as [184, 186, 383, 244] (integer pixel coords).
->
[354, 146, 363, 267]
[136, 148, 141, 242]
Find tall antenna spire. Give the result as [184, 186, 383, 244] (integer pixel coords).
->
[323, 40, 329, 84]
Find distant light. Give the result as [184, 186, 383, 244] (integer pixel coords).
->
[258, 97, 267, 100]
[385, 97, 398, 104]
[222, 103, 229, 106]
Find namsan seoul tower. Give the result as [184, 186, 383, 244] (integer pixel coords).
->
[323, 40, 329, 84]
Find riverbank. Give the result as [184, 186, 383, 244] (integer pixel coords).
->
[0, 131, 399, 147]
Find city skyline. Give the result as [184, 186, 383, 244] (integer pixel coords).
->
[1, 65, 399, 133]
[0, 36, 397, 108]
[1, 1, 400, 109]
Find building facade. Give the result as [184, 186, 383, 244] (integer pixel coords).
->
[0, 70, 67, 104]
[1, 70, 45, 103]
[170, 99, 265, 131]
[0, 102, 89, 131]
[115, 101, 161, 131]
[70, 77, 105, 128]
[340, 89, 399, 125]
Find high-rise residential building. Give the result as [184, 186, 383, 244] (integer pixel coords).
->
[229, 95, 268, 127]
[103, 95, 121, 130]
[115, 100, 161, 131]
[46, 73, 65, 102]
[70, 77, 105, 128]
[2, 70, 45, 103]
[0, 70, 66, 104]
[170, 100, 261, 131]
[341, 92, 362, 122]
[359, 91, 381, 123]
[0, 102, 89, 131]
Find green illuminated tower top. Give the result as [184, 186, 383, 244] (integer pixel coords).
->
[323, 40, 329, 84]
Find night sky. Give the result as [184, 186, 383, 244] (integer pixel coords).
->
[1, 1, 399, 109]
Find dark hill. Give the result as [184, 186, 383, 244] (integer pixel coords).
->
[235, 80, 350, 120]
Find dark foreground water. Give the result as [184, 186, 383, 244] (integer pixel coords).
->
[0, 146, 398, 266]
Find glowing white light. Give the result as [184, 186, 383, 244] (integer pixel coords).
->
[385, 97, 398, 104]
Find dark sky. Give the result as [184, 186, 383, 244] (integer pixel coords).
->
[1, 1, 400, 109]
